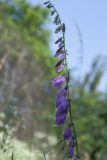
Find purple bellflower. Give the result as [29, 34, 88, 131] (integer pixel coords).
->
[64, 127, 72, 140]
[56, 110, 67, 125]
[56, 63, 65, 72]
[56, 96, 68, 109]
[68, 145, 75, 157]
[64, 127, 75, 156]
[54, 51, 65, 60]
[56, 88, 68, 125]
[51, 75, 66, 87]
[56, 88, 67, 99]
[44, 1, 79, 158]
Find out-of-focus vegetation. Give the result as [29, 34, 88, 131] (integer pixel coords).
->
[0, 0, 55, 139]
[0, 0, 107, 160]
[70, 56, 107, 160]
[0, 0, 56, 157]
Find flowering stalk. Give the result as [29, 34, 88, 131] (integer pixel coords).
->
[44, 1, 80, 159]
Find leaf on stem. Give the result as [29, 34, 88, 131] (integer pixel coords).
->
[58, 138, 63, 145]
[53, 15, 60, 25]
[51, 10, 56, 16]
[59, 41, 64, 48]
[55, 26, 62, 34]
[46, 4, 53, 8]
[44, 1, 50, 5]
[55, 37, 63, 44]
[60, 142, 66, 152]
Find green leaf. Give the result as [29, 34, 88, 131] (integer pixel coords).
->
[53, 15, 60, 25]
[46, 4, 53, 9]
[51, 10, 56, 16]
[55, 26, 62, 34]
[55, 37, 63, 44]
[58, 138, 63, 145]
[44, 1, 50, 5]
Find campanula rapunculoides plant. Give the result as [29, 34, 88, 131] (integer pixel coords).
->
[44, 1, 80, 160]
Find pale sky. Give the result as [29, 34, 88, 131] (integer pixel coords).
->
[29, 0, 107, 91]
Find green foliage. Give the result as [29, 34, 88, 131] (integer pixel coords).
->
[0, 0, 55, 144]
[70, 56, 107, 160]
[0, 0, 55, 77]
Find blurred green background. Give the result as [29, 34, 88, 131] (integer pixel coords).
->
[0, 0, 107, 160]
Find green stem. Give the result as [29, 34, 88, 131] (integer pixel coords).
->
[63, 30, 79, 156]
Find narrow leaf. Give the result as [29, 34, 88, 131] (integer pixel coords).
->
[55, 37, 63, 44]
[51, 10, 56, 16]
[53, 15, 60, 25]
[56, 45, 64, 53]
[55, 15, 59, 21]
[44, 1, 50, 5]
[55, 26, 62, 34]
[55, 20, 60, 25]
[54, 19, 60, 25]
[58, 138, 63, 144]
[46, 4, 53, 8]
[59, 41, 64, 47]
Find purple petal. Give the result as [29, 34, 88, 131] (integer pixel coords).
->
[55, 59, 64, 67]
[64, 127, 72, 140]
[59, 53, 65, 60]
[68, 146, 74, 157]
[57, 88, 67, 99]
[55, 59, 65, 72]
[56, 110, 67, 125]
[54, 52, 65, 60]
[56, 64, 65, 72]
[51, 75, 66, 87]
[56, 96, 68, 111]
[69, 137, 75, 146]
